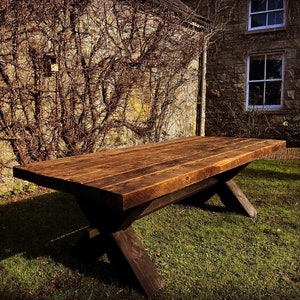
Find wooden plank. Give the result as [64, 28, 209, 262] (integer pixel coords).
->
[13, 137, 274, 180]
[80, 138, 281, 190]
[14, 136, 202, 174]
[14, 136, 234, 181]
[13, 137, 286, 210]
[217, 179, 257, 218]
[11, 136, 286, 297]
[84, 139, 285, 209]
[12, 136, 256, 180]
[135, 177, 219, 219]
[72, 226, 164, 296]
[111, 227, 165, 297]
[12, 136, 245, 191]
[78, 139, 285, 189]
[65, 137, 245, 185]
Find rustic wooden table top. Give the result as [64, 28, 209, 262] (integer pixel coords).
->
[13, 136, 285, 210]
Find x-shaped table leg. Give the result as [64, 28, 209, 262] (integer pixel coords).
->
[72, 163, 256, 297]
[73, 197, 165, 298]
[216, 178, 257, 218]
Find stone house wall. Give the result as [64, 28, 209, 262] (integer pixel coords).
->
[203, 0, 300, 146]
[0, 0, 204, 193]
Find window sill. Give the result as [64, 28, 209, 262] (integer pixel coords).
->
[243, 109, 288, 115]
[245, 26, 286, 35]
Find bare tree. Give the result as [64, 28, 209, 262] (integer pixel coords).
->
[0, 0, 206, 176]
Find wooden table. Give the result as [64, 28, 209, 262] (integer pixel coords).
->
[13, 136, 285, 297]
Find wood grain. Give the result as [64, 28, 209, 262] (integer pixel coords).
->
[13, 136, 286, 210]
[217, 179, 257, 218]
[12, 136, 286, 296]
[111, 227, 165, 297]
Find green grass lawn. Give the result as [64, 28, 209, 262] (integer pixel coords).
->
[0, 160, 299, 299]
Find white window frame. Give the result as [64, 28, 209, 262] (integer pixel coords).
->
[248, 0, 285, 31]
[246, 53, 284, 111]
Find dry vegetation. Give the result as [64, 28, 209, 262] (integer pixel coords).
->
[0, 0, 205, 165]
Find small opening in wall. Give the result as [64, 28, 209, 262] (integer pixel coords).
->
[44, 54, 58, 77]
[50, 57, 56, 64]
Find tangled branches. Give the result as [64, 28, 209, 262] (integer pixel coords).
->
[0, 0, 204, 166]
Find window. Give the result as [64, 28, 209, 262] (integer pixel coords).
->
[246, 54, 283, 110]
[249, 0, 285, 30]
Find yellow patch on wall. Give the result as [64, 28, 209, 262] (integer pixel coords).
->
[128, 88, 151, 122]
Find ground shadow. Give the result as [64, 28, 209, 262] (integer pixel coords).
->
[177, 193, 228, 213]
[1, 192, 86, 260]
[241, 165, 300, 182]
[0, 191, 141, 293]
[177, 163, 300, 213]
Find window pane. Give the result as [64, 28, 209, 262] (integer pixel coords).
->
[251, 14, 267, 27]
[266, 56, 282, 79]
[251, 0, 266, 12]
[249, 82, 264, 105]
[268, 11, 284, 25]
[268, 0, 283, 10]
[250, 56, 265, 80]
[265, 81, 281, 105]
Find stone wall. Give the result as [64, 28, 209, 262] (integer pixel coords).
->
[204, 0, 300, 146]
[0, 0, 202, 193]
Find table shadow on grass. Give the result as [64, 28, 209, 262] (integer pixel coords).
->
[177, 189, 247, 217]
[0, 191, 145, 296]
[178, 162, 300, 213]
[240, 166, 300, 182]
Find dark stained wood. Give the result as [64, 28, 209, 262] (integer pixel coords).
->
[135, 177, 219, 219]
[12, 136, 286, 297]
[217, 179, 257, 218]
[111, 227, 165, 298]
[72, 226, 165, 297]
[13, 136, 286, 210]
[71, 228, 107, 263]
